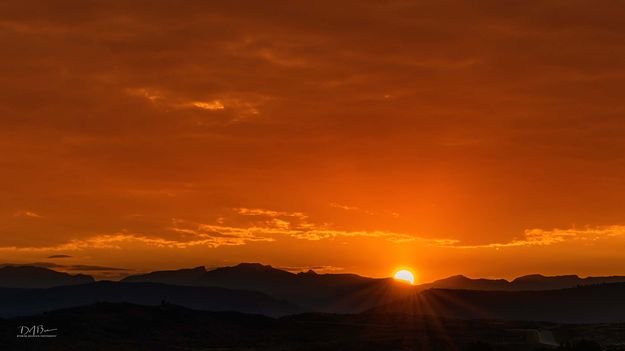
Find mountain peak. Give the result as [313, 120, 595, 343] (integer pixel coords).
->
[435, 274, 471, 283]
[512, 274, 547, 282]
[512, 274, 580, 283]
[234, 262, 272, 269]
[207, 263, 295, 278]
[122, 266, 207, 285]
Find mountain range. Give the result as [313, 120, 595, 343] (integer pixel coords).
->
[121, 263, 414, 312]
[420, 273, 625, 291]
[2, 263, 625, 323]
[121, 263, 625, 292]
[0, 265, 94, 288]
[4, 262, 625, 293]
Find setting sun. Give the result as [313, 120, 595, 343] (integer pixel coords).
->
[393, 270, 415, 285]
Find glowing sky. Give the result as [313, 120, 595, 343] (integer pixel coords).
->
[2, 1, 625, 281]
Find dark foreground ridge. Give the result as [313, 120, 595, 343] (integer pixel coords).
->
[368, 282, 625, 324]
[2, 302, 623, 351]
[4, 280, 625, 322]
[0, 281, 298, 318]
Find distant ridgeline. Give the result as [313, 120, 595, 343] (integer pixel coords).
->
[1, 263, 625, 323]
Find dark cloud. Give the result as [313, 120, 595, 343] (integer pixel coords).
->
[0, 262, 61, 268]
[0, 262, 129, 272]
[47, 254, 72, 258]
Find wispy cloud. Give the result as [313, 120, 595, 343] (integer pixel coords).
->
[126, 87, 259, 120]
[330, 202, 366, 212]
[0, 206, 453, 253]
[180, 209, 450, 244]
[0, 231, 269, 252]
[0, 262, 129, 272]
[190, 100, 225, 111]
[329, 203, 400, 218]
[13, 211, 42, 218]
[5, 203, 624, 255]
[447, 225, 625, 249]
[235, 207, 308, 219]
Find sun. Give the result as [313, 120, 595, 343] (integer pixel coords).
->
[393, 269, 415, 285]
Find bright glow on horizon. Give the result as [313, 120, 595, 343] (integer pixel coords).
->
[393, 269, 415, 285]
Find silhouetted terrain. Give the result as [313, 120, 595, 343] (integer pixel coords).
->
[124, 263, 625, 294]
[2, 303, 624, 351]
[123, 263, 415, 312]
[3, 264, 625, 348]
[369, 283, 625, 323]
[0, 281, 298, 318]
[0, 266, 94, 288]
[423, 274, 625, 291]
[2, 270, 624, 323]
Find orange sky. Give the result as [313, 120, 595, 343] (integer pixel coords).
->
[2, 1, 625, 282]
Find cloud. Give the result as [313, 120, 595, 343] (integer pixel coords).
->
[330, 203, 359, 211]
[0, 206, 455, 253]
[330, 203, 400, 218]
[2, 0, 625, 279]
[191, 100, 225, 111]
[448, 225, 625, 249]
[3, 0, 625, 274]
[73, 231, 274, 250]
[47, 254, 71, 258]
[179, 209, 452, 244]
[235, 207, 308, 220]
[0, 262, 61, 269]
[0, 234, 184, 252]
[13, 211, 42, 218]
[0, 262, 130, 279]
[125, 87, 260, 122]
[3, 205, 625, 255]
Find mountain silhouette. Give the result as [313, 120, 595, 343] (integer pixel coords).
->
[0, 265, 94, 288]
[122, 263, 625, 304]
[122, 266, 208, 285]
[421, 275, 510, 290]
[123, 263, 415, 312]
[0, 281, 298, 318]
[368, 282, 625, 323]
[420, 273, 625, 291]
[7, 263, 625, 323]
